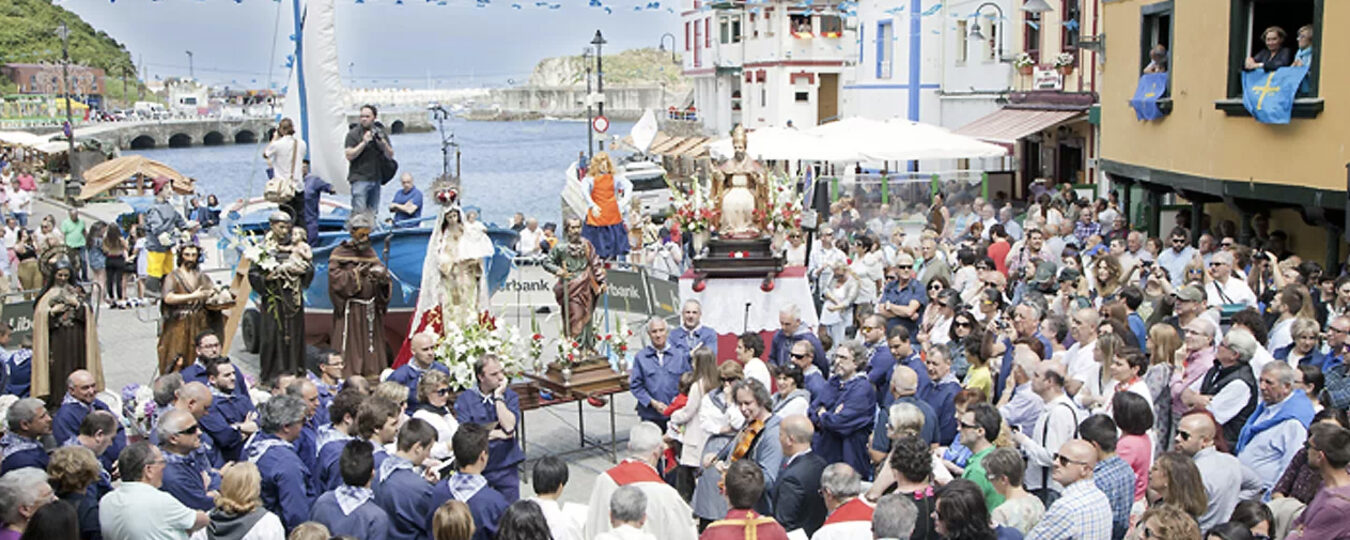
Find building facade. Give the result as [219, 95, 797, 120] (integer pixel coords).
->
[953, 0, 1103, 198]
[682, 0, 853, 134]
[1099, 0, 1344, 265]
[2, 62, 106, 102]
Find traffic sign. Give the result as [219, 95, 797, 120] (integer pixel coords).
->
[592, 115, 609, 133]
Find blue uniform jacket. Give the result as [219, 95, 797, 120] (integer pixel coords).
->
[387, 362, 450, 411]
[161, 451, 216, 510]
[316, 437, 353, 492]
[180, 361, 255, 407]
[865, 342, 896, 407]
[4, 350, 31, 397]
[0, 437, 48, 475]
[919, 376, 962, 445]
[252, 433, 317, 530]
[769, 330, 829, 373]
[374, 465, 434, 540]
[295, 422, 318, 474]
[872, 395, 941, 454]
[310, 490, 390, 540]
[454, 388, 526, 475]
[879, 279, 927, 339]
[427, 477, 508, 540]
[670, 325, 719, 357]
[202, 391, 256, 462]
[53, 398, 127, 471]
[1274, 345, 1333, 371]
[628, 344, 691, 422]
[813, 375, 876, 480]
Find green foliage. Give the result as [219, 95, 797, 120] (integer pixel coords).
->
[0, 0, 147, 106]
[558, 48, 687, 88]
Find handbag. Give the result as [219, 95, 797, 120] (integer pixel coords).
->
[378, 151, 398, 185]
[264, 138, 301, 203]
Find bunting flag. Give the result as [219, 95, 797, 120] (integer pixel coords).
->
[1242, 65, 1310, 124]
[1129, 72, 1168, 121]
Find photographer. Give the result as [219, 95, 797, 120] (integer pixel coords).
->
[343, 104, 396, 214]
[263, 118, 308, 233]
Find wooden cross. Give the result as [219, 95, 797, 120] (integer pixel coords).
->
[1251, 72, 1281, 110]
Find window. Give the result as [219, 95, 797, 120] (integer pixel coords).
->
[750, 13, 759, 38]
[761, 87, 766, 107]
[1061, 0, 1080, 50]
[986, 19, 1000, 61]
[795, 91, 810, 102]
[685, 22, 691, 51]
[1024, 12, 1041, 62]
[720, 17, 730, 44]
[1225, 0, 1320, 99]
[1140, 2, 1172, 72]
[732, 16, 742, 43]
[819, 14, 842, 36]
[694, 22, 702, 67]
[956, 20, 968, 64]
[791, 14, 812, 34]
[876, 20, 894, 79]
[706, 18, 711, 47]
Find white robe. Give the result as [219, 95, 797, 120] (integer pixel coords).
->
[583, 460, 698, 540]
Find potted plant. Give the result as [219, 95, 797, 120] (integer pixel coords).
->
[1054, 52, 1076, 75]
[1014, 53, 1035, 75]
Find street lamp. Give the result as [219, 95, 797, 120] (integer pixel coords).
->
[185, 50, 194, 79]
[658, 32, 677, 63]
[967, 2, 1005, 60]
[349, 62, 355, 87]
[591, 30, 607, 156]
[55, 20, 78, 201]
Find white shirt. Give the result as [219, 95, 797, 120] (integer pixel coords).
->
[7, 187, 31, 214]
[528, 497, 583, 540]
[517, 227, 546, 257]
[594, 524, 658, 540]
[411, 408, 461, 461]
[189, 512, 284, 540]
[744, 358, 772, 394]
[1187, 367, 1254, 424]
[1206, 277, 1257, 309]
[1064, 339, 1098, 388]
[1248, 346, 1277, 381]
[1019, 393, 1083, 492]
[100, 482, 199, 540]
[1267, 318, 1294, 354]
[263, 135, 308, 184]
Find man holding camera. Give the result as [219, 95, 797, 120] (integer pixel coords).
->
[344, 104, 395, 214]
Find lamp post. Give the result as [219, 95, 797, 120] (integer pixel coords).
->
[659, 32, 677, 63]
[966, 2, 1005, 60]
[185, 50, 194, 79]
[55, 21, 78, 202]
[349, 62, 356, 87]
[583, 46, 594, 164]
[591, 30, 607, 156]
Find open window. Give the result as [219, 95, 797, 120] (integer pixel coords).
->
[819, 13, 842, 37]
[790, 13, 813, 35]
[1223, 0, 1321, 108]
[955, 20, 969, 64]
[1139, 1, 1173, 103]
[984, 18, 1000, 61]
[1061, 0, 1081, 50]
[1024, 12, 1042, 63]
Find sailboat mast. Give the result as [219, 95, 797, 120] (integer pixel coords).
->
[291, 0, 310, 149]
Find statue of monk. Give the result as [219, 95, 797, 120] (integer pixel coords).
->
[32, 257, 103, 403]
[328, 213, 391, 378]
[712, 124, 769, 238]
[542, 218, 606, 351]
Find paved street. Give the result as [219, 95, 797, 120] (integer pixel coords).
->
[23, 196, 648, 505]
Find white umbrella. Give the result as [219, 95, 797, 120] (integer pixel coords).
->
[707, 126, 859, 162]
[802, 117, 1007, 161]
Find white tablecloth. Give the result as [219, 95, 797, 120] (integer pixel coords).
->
[678, 266, 818, 334]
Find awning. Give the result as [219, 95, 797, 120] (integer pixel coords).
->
[953, 109, 1086, 146]
[79, 155, 195, 200]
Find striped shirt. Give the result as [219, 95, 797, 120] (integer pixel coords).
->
[1027, 480, 1113, 540]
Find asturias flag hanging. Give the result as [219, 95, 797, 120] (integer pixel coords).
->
[1129, 72, 1169, 121]
[1242, 65, 1310, 124]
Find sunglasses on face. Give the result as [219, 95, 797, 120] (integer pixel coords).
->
[178, 424, 201, 435]
[1054, 453, 1088, 467]
[929, 283, 943, 290]
[959, 420, 979, 430]
[434, 388, 450, 396]
[896, 265, 913, 270]
[789, 352, 808, 359]
[1176, 430, 1192, 441]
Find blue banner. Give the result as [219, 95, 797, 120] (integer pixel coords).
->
[1129, 72, 1169, 121]
[1242, 65, 1310, 125]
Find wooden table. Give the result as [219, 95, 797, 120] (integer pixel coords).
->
[520, 360, 629, 462]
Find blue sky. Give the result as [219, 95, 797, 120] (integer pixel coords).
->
[60, 0, 679, 89]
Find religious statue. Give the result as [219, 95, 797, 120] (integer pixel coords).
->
[328, 213, 392, 378]
[580, 151, 633, 259]
[144, 177, 188, 292]
[247, 211, 314, 384]
[158, 244, 215, 374]
[32, 257, 104, 403]
[711, 125, 769, 238]
[402, 178, 492, 363]
[542, 218, 606, 351]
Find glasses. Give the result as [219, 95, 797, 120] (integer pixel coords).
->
[1330, 327, 1350, 335]
[860, 326, 877, 332]
[959, 421, 980, 430]
[1171, 238, 1187, 244]
[1209, 262, 1225, 267]
[928, 283, 943, 290]
[721, 377, 739, 383]
[1054, 453, 1088, 467]
[954, 321, 972, 328]
[896, 265, 913, 270]
[1176, 430, 1192, 441]
[1221, 242, 1234, 248]
[178, 424, 200, 435]
[434, 388, 450, 396]
[789, 352, 808, 359]
[885, 275, 899, 281]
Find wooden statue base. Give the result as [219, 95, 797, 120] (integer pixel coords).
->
[691, 237, 784, 291]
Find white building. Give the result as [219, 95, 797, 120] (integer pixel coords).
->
[840, 0, 1013, 130]
[681, 0, 854, 134]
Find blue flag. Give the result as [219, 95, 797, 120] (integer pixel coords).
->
[1242, 65, 1309, 124]
[1129, 72, 1169, 121]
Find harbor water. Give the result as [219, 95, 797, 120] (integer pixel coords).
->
[125, 117, 634, 227]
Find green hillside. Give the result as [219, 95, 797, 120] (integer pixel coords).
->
[0, 0, 146, 104]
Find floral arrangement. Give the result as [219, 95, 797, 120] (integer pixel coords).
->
[1053, 52, 1076, 68]
[120, 383, 157, 439]
[1013, 52, 1035, 69]
[764, 172, 804, 234]
[526, 314, 546, 365]
[667, 177, 718, 234]
[227, 226, 280, 273]
[598, 317, 637, 360]
[434, 311, 535, 391]
[555, 337, 584, 368]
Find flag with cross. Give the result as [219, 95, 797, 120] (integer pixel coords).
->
[1242, 65, 1310, 124]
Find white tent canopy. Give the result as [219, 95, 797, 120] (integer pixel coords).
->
[706, 117, 1008, 163]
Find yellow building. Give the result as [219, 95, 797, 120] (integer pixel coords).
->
[1099, 0, 1347, 266]
[955, 0, 1105, 198]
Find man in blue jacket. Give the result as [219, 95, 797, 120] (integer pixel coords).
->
[427, 423, 509, 540]
[629, 317, 690, 432]
[0, 398, 51, 474]
[769, 305, 828, 373]
[670, 299, 718, 356]
[200, 359, 258, 463]
[245, 394, 316, 530]
[309, 440, 391, 540]
[388, 332, 450, 411]
[374, 418, 437, 540]
[51, 370, 126, 470]
[455, 354, 525, 502]
[157, 408, 218, 511]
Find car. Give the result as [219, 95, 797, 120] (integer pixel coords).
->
[620, 158, 673, 219]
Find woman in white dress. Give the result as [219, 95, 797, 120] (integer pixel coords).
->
[692, 362, 747, 525]
[668, 348, 721, 500]
[820, 264, 857, 347]
[411, 370, 460, 461]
